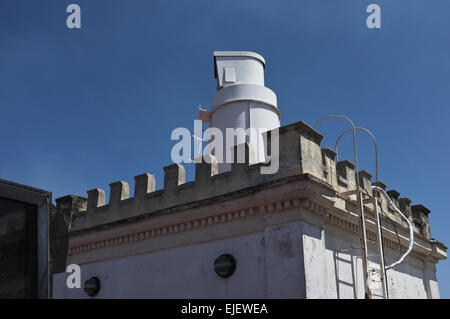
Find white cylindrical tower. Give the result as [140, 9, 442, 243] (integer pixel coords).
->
[209, 51, 280, 172]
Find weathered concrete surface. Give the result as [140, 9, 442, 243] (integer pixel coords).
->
[53, 217, 441, 299]
[54, 232, 266, 299]
[265, 222, 305, 298]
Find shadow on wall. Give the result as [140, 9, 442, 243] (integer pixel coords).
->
[333, 250, 358, 299]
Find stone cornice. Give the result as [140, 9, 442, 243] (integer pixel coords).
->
[67, 175, 445, 265]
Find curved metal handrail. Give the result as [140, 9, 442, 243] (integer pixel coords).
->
[313, 115, 361, 184]
[334, 126, 378, 184]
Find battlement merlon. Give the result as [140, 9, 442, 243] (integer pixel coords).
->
[56, 120, 446, 258]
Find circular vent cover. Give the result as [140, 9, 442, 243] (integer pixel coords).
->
[84, 276, 101, 297]
[214, 254, 236, 278]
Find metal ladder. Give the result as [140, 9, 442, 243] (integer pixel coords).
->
[339, 188, 388, 299]
[314, 116, 388, 299]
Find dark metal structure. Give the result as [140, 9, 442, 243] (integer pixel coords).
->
[0, 178, 51, 298]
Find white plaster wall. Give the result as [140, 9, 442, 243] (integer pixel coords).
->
[54, 231, 266, 299]
[384, 251, 431, 299]
[305, 223, 441, 299]
[53, 220, 441, 299]
[54, 222, 307, 299]
[322, 228, 365, 299]
[265, 222, 306, 298]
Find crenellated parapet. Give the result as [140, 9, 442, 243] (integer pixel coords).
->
[57, 120, 439, 244]
[412, 205, 431, 240]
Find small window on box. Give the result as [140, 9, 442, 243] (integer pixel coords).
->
[224, 67, 236, 83]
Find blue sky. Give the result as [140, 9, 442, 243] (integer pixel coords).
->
[1, 0, 449, 297]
